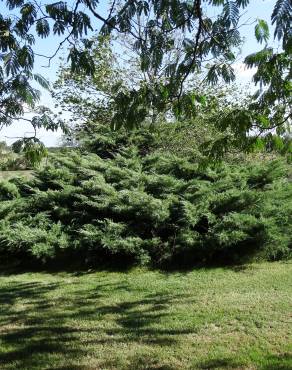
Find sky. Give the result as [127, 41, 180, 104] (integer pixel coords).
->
[0, 0, 277, 146]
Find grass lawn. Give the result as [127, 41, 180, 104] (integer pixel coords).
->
[0, 170, 33, 180]
[0, 262, 291, 370]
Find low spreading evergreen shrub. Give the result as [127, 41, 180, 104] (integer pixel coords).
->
[0, 125, 291, 267]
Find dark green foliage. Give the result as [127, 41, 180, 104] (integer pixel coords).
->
[1, 0, 290, 140]
[0, 129, 291, 267]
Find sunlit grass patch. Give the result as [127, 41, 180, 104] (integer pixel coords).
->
[0, 262, 291, 369]
[0, 171, 33, 180]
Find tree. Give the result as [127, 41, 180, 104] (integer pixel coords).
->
[53, 36, 119, 128]
[0, 0, 291, 151]
[54, 36, 258, 165]
[209, 6, 292, 158]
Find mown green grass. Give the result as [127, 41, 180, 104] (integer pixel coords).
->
[0, 262, 291, 369]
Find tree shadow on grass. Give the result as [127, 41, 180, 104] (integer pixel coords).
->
[1, 279, 290, 369]
[0, 280, 193, 369]
[197, 353, 292, 370]
[260, 353, 292, 370]
[198, 357, 245, 369]
[0, 257, 135, 277]
[1, 255, 280, 277]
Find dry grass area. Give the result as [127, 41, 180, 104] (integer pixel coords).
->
[0, 262, 291, 369]
[0, 170, 33, 180]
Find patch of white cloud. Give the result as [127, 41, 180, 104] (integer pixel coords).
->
[233, 62, 257, 81]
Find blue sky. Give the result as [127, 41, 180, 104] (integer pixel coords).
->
[0, 0, 277, 146]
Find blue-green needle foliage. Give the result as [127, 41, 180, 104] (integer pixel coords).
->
[0, 124, 291, 268]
